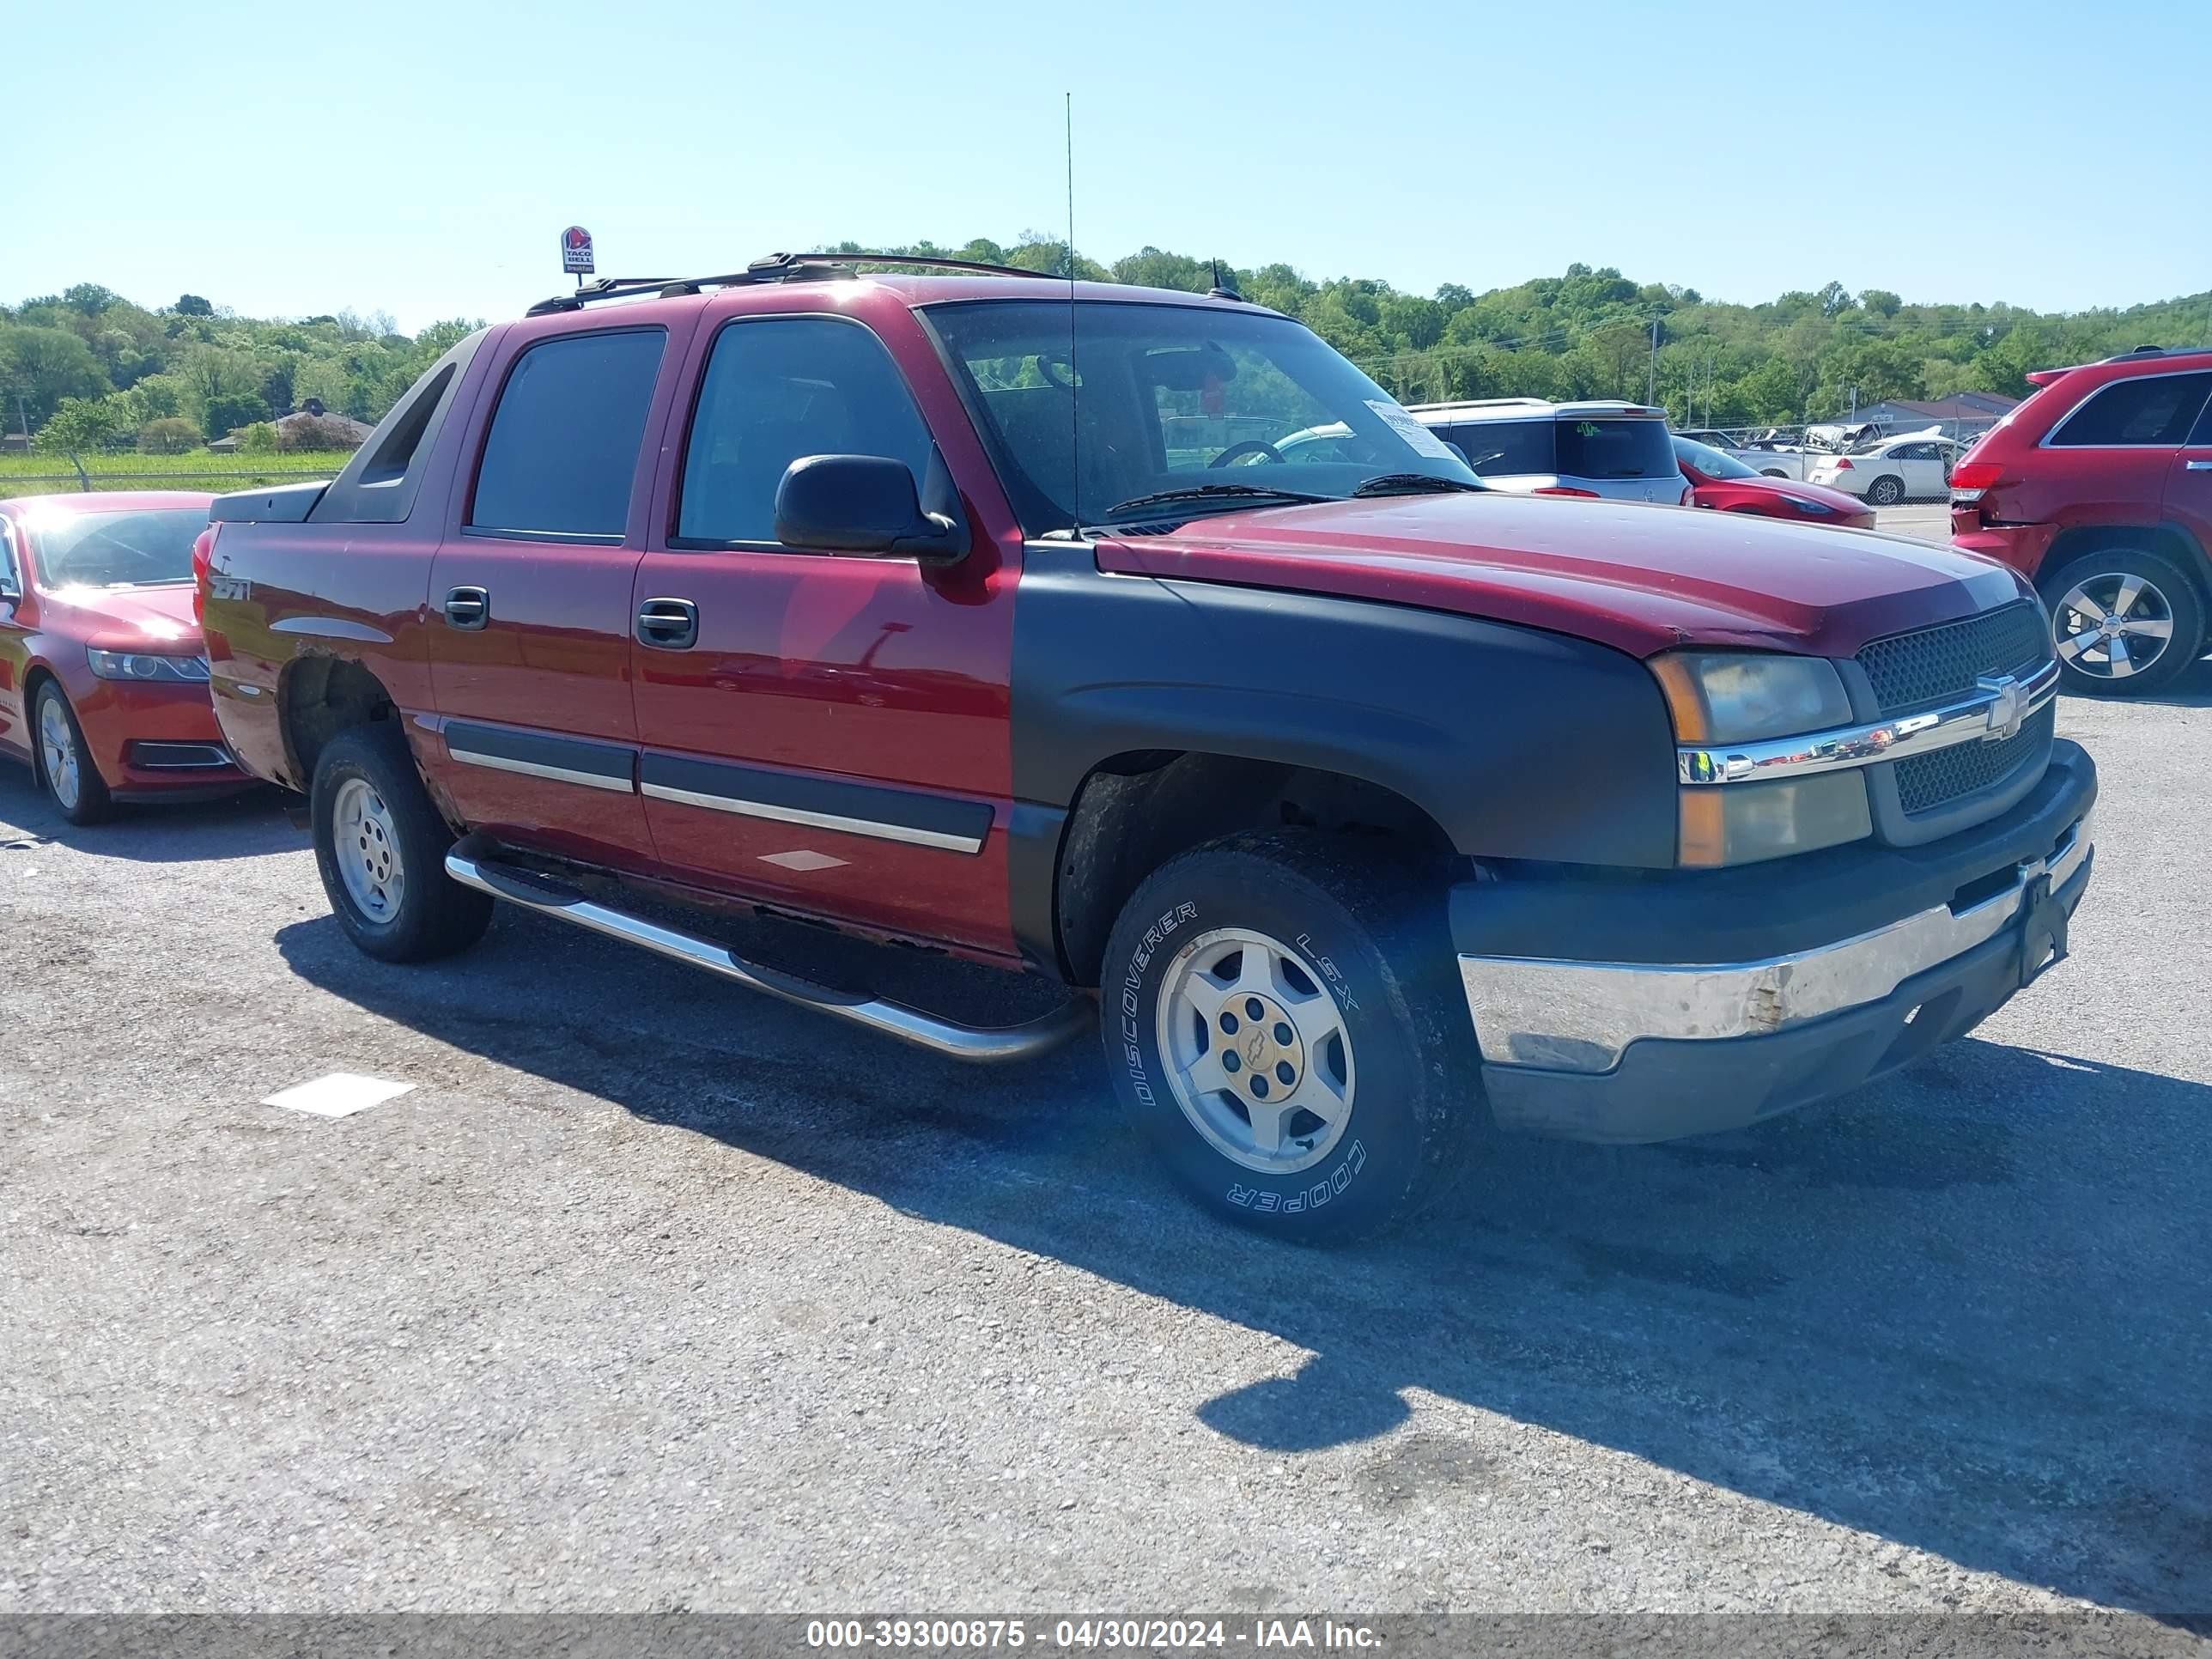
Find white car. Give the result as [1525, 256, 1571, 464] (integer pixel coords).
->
[1807, 431, 1962, 506]
[1404, 398, 1689, 504]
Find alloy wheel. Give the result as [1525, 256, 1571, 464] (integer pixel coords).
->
[2054, 572, 2177, 682]
[1155, 927, 1356, 1176]
[333, 775, 406, 923]
[38, 696, 81, 811]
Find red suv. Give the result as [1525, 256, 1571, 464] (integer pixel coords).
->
[1951, 345, 2212, 695]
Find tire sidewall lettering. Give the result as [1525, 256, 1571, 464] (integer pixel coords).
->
[1120, 897, 1373, 1207]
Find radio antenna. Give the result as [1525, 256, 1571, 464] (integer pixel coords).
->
[1066, 91, 1081, 532]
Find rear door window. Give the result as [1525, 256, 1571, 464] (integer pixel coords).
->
[2049, 372, 2212, 447]
[1554, 418, 1679, 479]
[469, 328, 667, 540]
[1443, 419, 1553, 476]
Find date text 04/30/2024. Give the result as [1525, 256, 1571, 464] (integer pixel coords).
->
[803, 1618, 1382, 1650]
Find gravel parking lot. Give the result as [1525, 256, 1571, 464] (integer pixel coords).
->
[3, 659, 2209, 1625]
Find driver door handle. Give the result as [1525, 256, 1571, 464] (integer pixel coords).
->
[636, 597, 699, 650]
[443, 586, 489, 630]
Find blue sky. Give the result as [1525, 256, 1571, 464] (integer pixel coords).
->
[10, 0, 2207, 332]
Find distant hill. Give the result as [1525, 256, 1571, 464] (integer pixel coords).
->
[9, 248, 2206, 442]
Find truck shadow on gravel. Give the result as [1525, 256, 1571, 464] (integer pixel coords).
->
[0, 770, 295, 863]
[278, 906, 2212, 1622]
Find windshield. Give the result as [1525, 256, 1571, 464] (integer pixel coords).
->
[1673, 435, 1759, 480]
[27, 507, 205, 588]
[1554, 417, 1680, 480]
[922, 301, 1478, 530]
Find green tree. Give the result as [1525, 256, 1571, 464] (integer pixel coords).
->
[137, 416, 201, 453]
[174, 294, 214, 317]
[0, 325, 108, 427]
[40, 397, 126, 488]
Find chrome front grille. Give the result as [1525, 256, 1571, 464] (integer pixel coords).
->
[1894, 704, 2055, 816]
[1857, 601, 2051, 715]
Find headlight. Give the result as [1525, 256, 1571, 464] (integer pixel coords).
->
[86, 649, 210, 683]
[1649, 651, 1851, 744]
[1651, 652, 1867, 866]
[1791, 500, 1836, 516]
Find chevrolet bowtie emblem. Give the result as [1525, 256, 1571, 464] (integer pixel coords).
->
[1978, 673, 2027, 740]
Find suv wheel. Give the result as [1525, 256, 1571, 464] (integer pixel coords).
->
[33, 683, 114, 825]
[311, 724, 492, 962]
[1865, 475, 1906, 507]
[2044, 547, 2206, 696]
[1100, 832, 1479, 1243]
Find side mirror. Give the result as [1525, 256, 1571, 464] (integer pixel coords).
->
[774, 454, 968, 562]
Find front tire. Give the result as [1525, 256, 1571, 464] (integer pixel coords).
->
[33, 684, 114, 825]
[311, 724, 492, 962]
[2043, 546, 2206, 696]
[1099, 832, 1480, 1243]
[1866, 474, 1906, 506]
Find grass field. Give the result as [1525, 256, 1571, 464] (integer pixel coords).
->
[0, 451, 345, 501]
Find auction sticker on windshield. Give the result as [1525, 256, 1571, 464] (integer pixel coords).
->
[1365, 399, 1459, 462]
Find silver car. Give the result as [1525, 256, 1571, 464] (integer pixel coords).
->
[1407, 398, 1691, 505]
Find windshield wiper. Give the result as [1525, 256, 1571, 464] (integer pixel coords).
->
[1349, 473, 1488, 498]
[1105, 483, 1334, 520]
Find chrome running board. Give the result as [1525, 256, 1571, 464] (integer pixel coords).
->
[444, 845, 1090, 1065]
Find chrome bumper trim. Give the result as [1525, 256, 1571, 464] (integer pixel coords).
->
[1678, 657, 2059, 786]
[1459, 810, 2091, 1074]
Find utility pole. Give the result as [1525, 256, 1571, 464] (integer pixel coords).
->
[1647, 318, 1659, 406]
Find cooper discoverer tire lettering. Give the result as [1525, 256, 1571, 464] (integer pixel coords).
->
[1100, 831, 1480, 1241]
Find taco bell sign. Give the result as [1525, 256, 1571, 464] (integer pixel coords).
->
[561, 226, 595, 276]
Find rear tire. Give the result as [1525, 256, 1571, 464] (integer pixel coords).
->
[1866, 475, 1906, 507]
[1099, 831, 1480, 1243]
[311, 723, 492, 962]
[2041, 546, 2206, 696]
[33, 683, 114, 826]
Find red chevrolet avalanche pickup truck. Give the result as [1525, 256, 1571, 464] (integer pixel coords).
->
[196, 255, 2098, 1241]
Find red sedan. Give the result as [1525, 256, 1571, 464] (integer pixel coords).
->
[0, 491, 251, 823]
[1673, 436, 1875, 530]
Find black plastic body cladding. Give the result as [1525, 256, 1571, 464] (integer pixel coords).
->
[1007, 550, 1680, 959]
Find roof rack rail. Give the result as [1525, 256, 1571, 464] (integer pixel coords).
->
[524, 251, 1063, 317]
[2094, 343, 2212, 363]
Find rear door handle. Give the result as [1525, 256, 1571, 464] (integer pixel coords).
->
[2186, 460, 2212, 471]
[443, 586, 489, 630]
[636, 597, 699, 650]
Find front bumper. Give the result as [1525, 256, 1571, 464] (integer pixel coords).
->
[75, 678, 252, 801]
[1455, 742, 2097, 1142]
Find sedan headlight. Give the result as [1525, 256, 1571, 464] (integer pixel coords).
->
[1649, 651, 1851, 744]
[1650, 651, 1869, 866]
[86, 648, 210, 683]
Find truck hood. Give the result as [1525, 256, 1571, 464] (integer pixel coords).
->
[39, 582, 204, 651]
[1093, 493, 2029, 659]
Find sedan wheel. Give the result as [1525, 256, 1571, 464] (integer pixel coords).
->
[33, 684, 114, 825]
[1866, 475, 1905, 506]
[38, 695, 80, 811]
